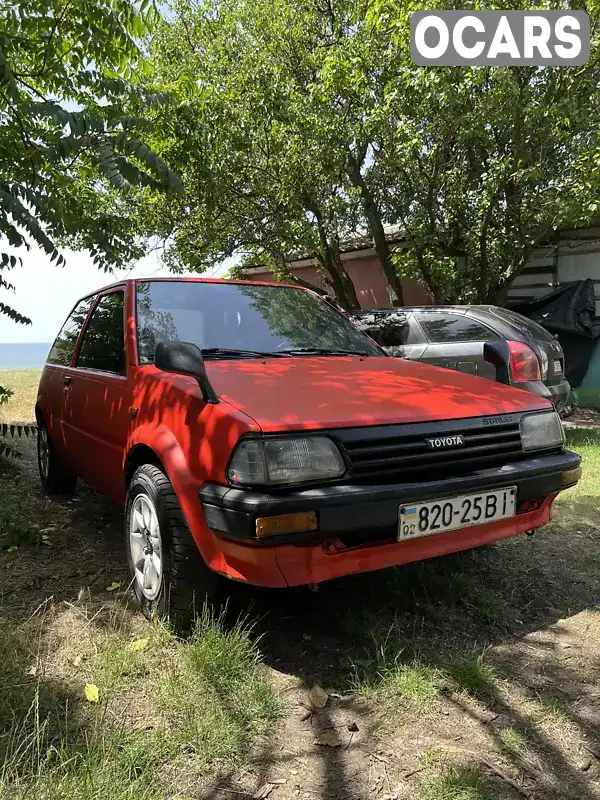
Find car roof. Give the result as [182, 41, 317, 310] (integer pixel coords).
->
[81, 275, 301, 297]
[349, 306, 471, 315]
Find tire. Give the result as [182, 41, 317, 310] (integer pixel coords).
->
[125, 464, 218, 629]
[37, 420, 77, 493]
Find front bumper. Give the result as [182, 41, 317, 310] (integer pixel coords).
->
[199, 450, 580, 586]
[200, 450, 581, 544]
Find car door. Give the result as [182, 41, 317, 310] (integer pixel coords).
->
[413, 311, 498, 380]
[42, 295, 96, 456]
[61, 288, 133, 501]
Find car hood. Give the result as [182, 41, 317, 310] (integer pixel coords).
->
[206, 356, 550, 432]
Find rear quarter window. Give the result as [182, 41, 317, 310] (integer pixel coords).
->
[415, 312, 499, 343]
[490, 307, 557, 344]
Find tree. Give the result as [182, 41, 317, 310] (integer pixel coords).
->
[132, 0, 600, 307]
[0, 0, 181, 325]
[366, 0, 600, 302]
[134, 0, 371, 308]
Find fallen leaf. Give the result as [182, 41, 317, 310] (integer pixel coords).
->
[71, 655, 82, 668]
[314, 730, 343, 747]
[85, 683, 99, 703]
[129, 637, 149, 652]
[309, 684, 328, 709]
[253, 783, 277, 799]
[7, 545, 17, 554]
[106, 582, 121, 592]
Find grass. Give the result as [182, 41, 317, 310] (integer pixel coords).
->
[0, 369, 41, 423]
[0, 469, 40, 550]
[419, 763, 492, 800]
[0, 604, 279, 799]
[443, 656, 499, 706]
[500, 726, 528, 755]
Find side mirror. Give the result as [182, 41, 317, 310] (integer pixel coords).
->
[154, 341, 219, 405]
[483, 340, 511, 385]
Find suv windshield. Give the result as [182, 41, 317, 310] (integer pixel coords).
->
[136, 281, 382, 363]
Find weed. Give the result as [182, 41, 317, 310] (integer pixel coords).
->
[534, 694, 569, 725]
[500, 726, 528, 755]
[420, 762, 492, 800]
[444, 656, 499, 706]
[0, 472, 38, 550]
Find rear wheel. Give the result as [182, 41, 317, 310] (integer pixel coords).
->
[37, 421, 77, 493]
[125, 464, 218, 629]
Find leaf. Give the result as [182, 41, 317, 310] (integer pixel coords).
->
[309, 684, 328, 709]
[85, 683, 99, 703]
[106, 581, 121, 592]
[129, 637, 149, 651]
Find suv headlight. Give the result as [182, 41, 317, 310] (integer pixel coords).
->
[520, 411, 565, 452]
[228, 436, 346, 487]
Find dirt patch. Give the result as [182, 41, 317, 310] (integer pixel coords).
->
[2, 436, 600, 799]
[564, 407, 600, 430]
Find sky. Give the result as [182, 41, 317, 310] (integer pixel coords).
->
[1, 245, 228, 344]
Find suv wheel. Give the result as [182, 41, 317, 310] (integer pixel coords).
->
[125, 464, 218, 628]
[37, 421, 77, 493]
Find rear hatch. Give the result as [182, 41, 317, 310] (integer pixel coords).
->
[485, 307, 565, 386]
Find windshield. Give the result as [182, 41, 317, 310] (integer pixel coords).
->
[136, 281, 383, 363]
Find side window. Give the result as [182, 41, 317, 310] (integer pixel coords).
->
[47, 297, 95, 366]
[415, 313, 498, 343]
[76, 292, 126, 374]
[351, 312, 417, 347]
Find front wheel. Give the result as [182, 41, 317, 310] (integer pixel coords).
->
[37, 421, 77, 493]
[125, 464, 218, 629]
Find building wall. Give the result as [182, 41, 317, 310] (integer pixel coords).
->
[248, 253, 432, 308]
[507, 226, 600, 316]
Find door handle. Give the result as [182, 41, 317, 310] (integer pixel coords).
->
[63, 375, 71, 386]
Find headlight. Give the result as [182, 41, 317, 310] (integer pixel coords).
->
[520, 411, 565, 452]
[228, 436, 346, 486]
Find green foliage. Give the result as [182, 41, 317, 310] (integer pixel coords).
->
[133, 0, 600, 305]
[0, 471, 38, 549]
[0, 608, 278, 797]
[0, 0, 181, 324]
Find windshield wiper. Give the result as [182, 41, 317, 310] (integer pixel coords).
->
[278, 347, 373, 357]
[200, 348, 290, 359]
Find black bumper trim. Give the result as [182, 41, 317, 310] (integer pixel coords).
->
[199, 450, 581, 546]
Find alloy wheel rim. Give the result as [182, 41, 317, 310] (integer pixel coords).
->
[129, 493, 163, 600]
[38, 428, 50, 479]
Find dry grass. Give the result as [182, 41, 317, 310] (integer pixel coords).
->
[0, 369, 41, 423]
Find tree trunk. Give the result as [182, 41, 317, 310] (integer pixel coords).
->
[304, 196, 360, 309]
[346, 151, 404, 306]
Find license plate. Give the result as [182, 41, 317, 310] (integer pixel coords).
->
[398, 487, 517, 541]
[553, 359, 562, 374]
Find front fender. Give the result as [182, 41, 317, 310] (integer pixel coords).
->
[123, 424, 274, 583]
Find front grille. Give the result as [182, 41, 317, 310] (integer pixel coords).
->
[334, 415, 526, 484]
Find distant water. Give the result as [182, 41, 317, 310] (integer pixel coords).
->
[0, 343, 51, 370]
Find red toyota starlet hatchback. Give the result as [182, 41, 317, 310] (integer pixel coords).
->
[36, 278, 581, 624]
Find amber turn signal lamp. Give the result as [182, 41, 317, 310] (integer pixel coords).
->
[562, 465, 582, 487]
[256, 511, 318, 538]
